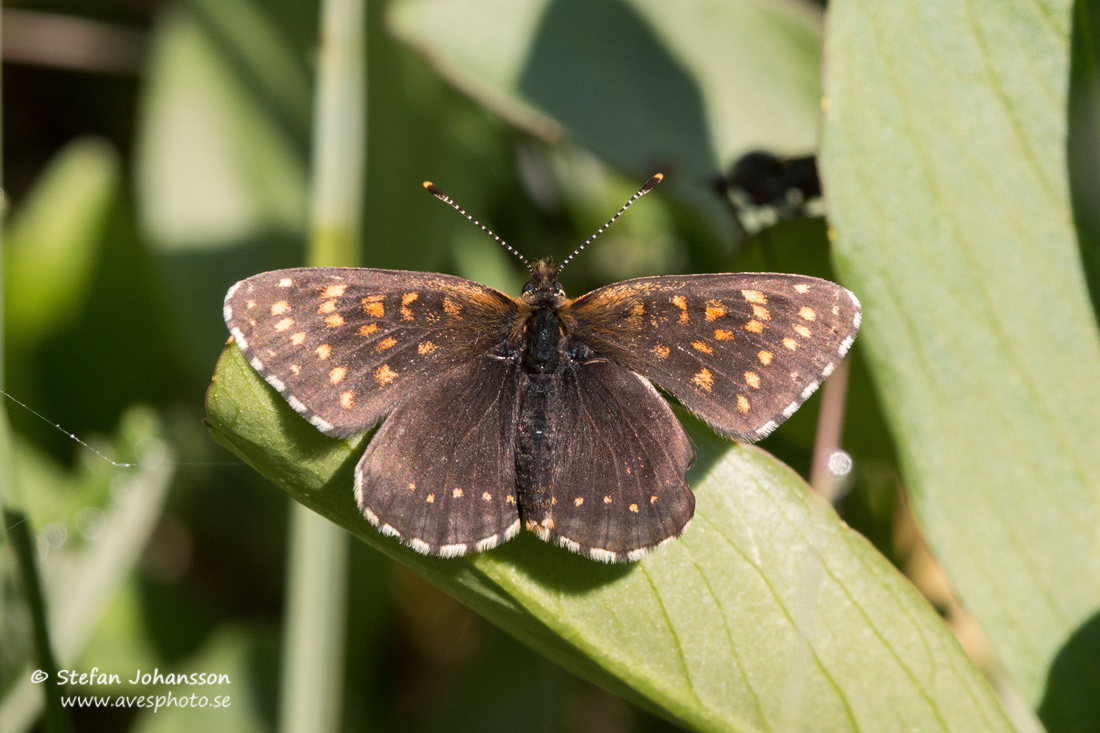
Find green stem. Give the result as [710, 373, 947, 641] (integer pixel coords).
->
[279, 0, 366, 731]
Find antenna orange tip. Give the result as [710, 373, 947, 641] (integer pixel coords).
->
[653, 173, 664, 181]
[422, 181, 434, 189]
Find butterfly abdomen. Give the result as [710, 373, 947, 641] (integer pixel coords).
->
[516, 304, 564, 535]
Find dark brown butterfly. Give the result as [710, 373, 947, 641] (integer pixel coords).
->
[223, 175, 860, 562]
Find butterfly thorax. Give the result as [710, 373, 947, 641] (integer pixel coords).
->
[520, 257, 569, 375]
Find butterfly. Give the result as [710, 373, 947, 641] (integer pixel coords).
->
[223, 175, 860, 562]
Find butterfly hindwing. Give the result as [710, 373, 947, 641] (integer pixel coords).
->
[354, 354, 522, 557]
[224, 267, 520, 436]
[525, 358, 695, 562]
[568, 273, 861, 442]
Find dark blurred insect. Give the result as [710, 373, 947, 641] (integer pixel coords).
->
[716, 151, 822, 238]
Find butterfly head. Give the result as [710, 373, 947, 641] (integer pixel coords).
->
[521, 257, 566, 307]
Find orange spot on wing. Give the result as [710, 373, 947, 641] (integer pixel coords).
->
[362, 298, 384, 317]
[629, 504, 639, 513]
[693, 368, 714, 392]
[652, 344, 670, 359]
[705, 300, 727, 321]
[401, 292, 418, 320]
[742, 289, 767, 304]
[752, 304, 770, 320]
[714, 329, 734, 341]
[758, 350, 773, 365]
[291, 332, 306, 345]
[794, 283, 810, 294]
[737, 395, 750, 413]
[278, 278, 293, 288]
[418, 341, 437, 355]
[426, 493, 435, 503]
[340, 390, 355, 409]
[574, 497, 584, 506]
[318, 299, 337, 314]
[271, 300, 289, 315]
[745, 320, 764, 333]
[799, 306, 817, 321]
[358, 324, 378, 336]
[793, 324, 812, 338]
[376, 337, 397, 352]
[330, 367, 346, 384]
[374, 364, 398, 386]
[323, 284, 347, 298]
[783, 338, 798, 350]
[275, 318, 294, 331]
[325, 314, 344, 328]
[452, 488, 463, 498]
[316, 344, 331, 359]
[670, 295, 689, 323]
[692, 341, 713, 354]
[443, 297, 462, 317]
[482, 491, 492, 501]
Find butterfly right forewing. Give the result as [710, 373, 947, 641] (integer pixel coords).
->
[569, 273, 861, 442]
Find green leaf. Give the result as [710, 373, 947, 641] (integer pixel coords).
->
[821, 0, 1100, 726]
[136, 2, 309, 249]
[3, 138, 120, 347]
[207, 344, 1011, 732]
[387, 0, 824, 247]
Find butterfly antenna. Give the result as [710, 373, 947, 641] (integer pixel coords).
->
[423, 181, 533, 273]
[556, 173, 664, 275]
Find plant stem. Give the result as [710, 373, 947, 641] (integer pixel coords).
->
[279, 0, 365, 731]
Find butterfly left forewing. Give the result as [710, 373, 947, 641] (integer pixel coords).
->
[224, 267, 520, 436]
[569, 273, 861, 442]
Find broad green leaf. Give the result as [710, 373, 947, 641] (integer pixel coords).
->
[135, 2, 309, 249]
[207, 344, 1011, 732]
[388, 0, 824, 247]
[821, 0, 1100, 727]
[3, 138, 119, 347]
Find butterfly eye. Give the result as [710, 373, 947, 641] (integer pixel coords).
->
[521, 280, 536, 295]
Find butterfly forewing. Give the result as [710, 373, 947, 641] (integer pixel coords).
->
[569, 274, 861, 442]
[534, 359, 695, 562]
[354, 354, 522, 557]
[224, 267, 520, 436]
